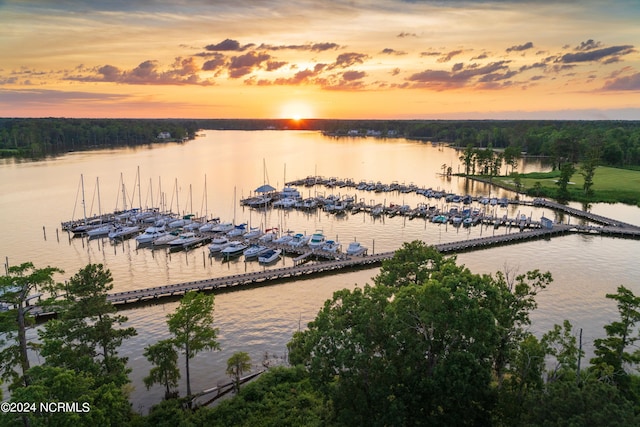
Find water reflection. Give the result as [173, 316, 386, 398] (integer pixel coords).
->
[0, 131, 638, 413]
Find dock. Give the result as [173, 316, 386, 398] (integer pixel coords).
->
[30, 220, 640, 319]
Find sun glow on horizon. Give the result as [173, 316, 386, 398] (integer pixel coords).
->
[280, 101, 316, 120]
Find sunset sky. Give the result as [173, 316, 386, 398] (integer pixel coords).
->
[1, 0, 639, 120]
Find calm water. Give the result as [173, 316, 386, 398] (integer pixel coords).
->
[1, 131, 639, 412]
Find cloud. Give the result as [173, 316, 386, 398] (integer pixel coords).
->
[407, 61, 515, 90]
[437, 50, 463, 63]
[330, 52, 369, 69]
[205, 39, 251, 52]
[506, 42, 533, 53]
[420, 51, 441, 57]
[381, 48, 407, 55]
[228, 51, 271, 78]
[342, 70, 366, 81]
[202, 53, 227, 71]
[397, 31, 417, 38]
[560, 45, 635, 63]
[65, 59, 212, 85]
[602, 72, 640, 91]
[576, 39, 602, 51]
[257, 42, 340, 52]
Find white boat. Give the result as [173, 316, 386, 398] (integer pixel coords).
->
[108, 225, 140, 239]
[273, 232, 293, 244]
[152, 232, 180, 246]
[135, 225, 168, 244]
[288, 233, 310, 247]
[243, 227, 263, 240]
[258, 249, 281, 264]
[258, 229, 278, 243]
[168, 232, 200, 247]
[227, 224, 247, 237]
[243, 244, 269, 258]
[322, 240, 340, 253]
[346, 241, 367, 256]
[168, 214, 195, 229]
[198, 218, 221, 232]
[208, 236, 232, 253]
[211, 222, 234, 233]
[86, 224, 114, 238]
[307, 230, 326, 249]
[220, 241, 248, 257]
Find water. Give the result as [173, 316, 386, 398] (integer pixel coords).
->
[1, 131, 639, 413]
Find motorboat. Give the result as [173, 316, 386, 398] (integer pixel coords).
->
[346, 241, 367, 256]
[322, 240, 340, 253]
[211, 222, 234, 233]
[108, 225, 140, 240]
[152, 232, 180, 246]
[307, 230, 326, 249]
[273, 232, 294, 244]
[135, 225, 168, 244]
[258, 249, 281, 264]
[86, 223, 114, 238]
[288, 233, 310, 248]
[243, 227, 263, 240]
[220, 241, 248, 257]
[168, 232, 201, 247]
[259, 228, 278, 243]
[243, 244, 270, 259]
[208, 236, 232, 253]
[227, 224, 247, 238]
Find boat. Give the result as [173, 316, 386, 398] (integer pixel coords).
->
[258, 228, 278, 243]
[220, 241, 248, 257]
[288, 233, 310, 248]
[108, 225, 140, 240]
[346, 241, 367, 256]
[168, 232, 201, 247]
[208, 236, 232, 253]
[258, 248, 282, 264]
[243, 227, 263, 240]
[152, 232, 180, 246]
[198, 218, 221, 232]
[168, 214, 195, 229]
[321, 240, 340, 253]
[227, 223, 247, 238]
[211, 222, 234, 233]
[135, 225, 168, 244]
[243, 244, 270, 259]
[273, 232, 294, 244]
[86, 223, 114, 238]
[307, 230, 326, 249]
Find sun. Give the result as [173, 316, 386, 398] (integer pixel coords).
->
[280, 101, 315, 120]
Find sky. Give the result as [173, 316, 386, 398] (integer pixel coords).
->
[1, 0, 639, 120]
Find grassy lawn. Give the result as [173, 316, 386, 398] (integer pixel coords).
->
[492, 166, 640, 206]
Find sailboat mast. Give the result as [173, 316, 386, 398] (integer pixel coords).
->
[81, 174, 87, 224]
[121, 172, 127, 211]
[137, 166, 142, 210]
[96, 177, 102, 217]
[204, 174, 208, 220]
[175, 178, 180, 215]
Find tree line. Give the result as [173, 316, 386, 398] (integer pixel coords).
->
[3, 241, 639, 426]
[2, 118, 639, 169]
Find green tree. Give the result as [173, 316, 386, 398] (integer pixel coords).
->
[0, 262, 62, 388]
[580, 150, 599, 196]
[590, 285, 640, 390]
[144, 339, 181, 400]
[226, 352, 252, 394]
[39, 264, 136, 387]
[167, 291, 220, 398]
[541, 320, 583, 383]
[556, 162, 576, 201]
[458, 144, 475, 175]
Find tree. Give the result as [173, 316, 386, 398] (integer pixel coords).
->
[459, 144, 475, 175]
[167, 291, 220, 398]
[556, 162, 576, 201]
[590, 285, 640, 390]
[580, 149, 599, 196]
[226, 352, 252, 394]
[39, 264, 136, 387]
[144, 339, 180, 400]
[0, 262, 62, 388]
[541, 320, 583, 383]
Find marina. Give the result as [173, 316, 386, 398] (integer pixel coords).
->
[3, 130, 640, 411]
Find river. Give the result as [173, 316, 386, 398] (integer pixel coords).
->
[1, 130, 639, 413]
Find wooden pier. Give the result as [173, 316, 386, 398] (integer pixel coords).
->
[31, 220, 640, 319]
